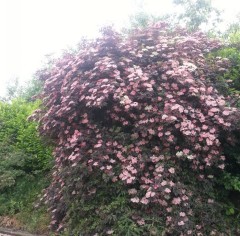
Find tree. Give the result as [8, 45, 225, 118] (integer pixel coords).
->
[173, 0, 221, 31]
[34, 23, 240, 235]
[124, 0, 222, 35]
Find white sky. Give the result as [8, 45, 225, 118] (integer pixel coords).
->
[0, 0, 239, 96]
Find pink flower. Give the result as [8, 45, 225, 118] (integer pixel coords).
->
[146, 191, 156, 198]
[208, 199, 214, 203]
[148, 129, 155, 135]
[178, 221, 185, 226]
[137, 219, 145, 225]
[210, 128, 216, 133]
[223, 110, 230, 116]
[220, 155, 225, 161]
[196, 225, 202, 229]
[217, 99, 225, 105]
[162, 114, 168, 120]
[165, 131, 171, 136]
[179, 212, 186, 217]
[210, 108, 219, 113]
[169, 116, 177, 121]
[164, 188, 171, 193]
[183, 149, 190, 154]
[81, 118, 88, 124]
[202, 125, 208, 130]
[112, 176, 118, 182]
[218, 164, 225, 169]
[140, 197, 149, 204]
[126, 177, 135, 184]
[176, 151, 183, 157]
[172, 197, 181, 205]
[130, 197, 139, 203]
[94, 143, 102, 148]
[166, 216, 172, 222]
[168, 167, 175, 174]
[161, 180, 167, 186]
[175, 124, 181, 128]
[128, 188, 137, 195]
[156, 165, 164, 173]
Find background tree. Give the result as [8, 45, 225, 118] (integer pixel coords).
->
[173, 0, 221, 31]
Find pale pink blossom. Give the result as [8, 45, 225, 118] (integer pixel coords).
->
[172, 197, 181, 205]
[140, 197, 149, 204]
[165, 131, 171, 136]
[178, 221, 185, 226]
[208, 199, 214, 203]
[164, 188, 171, 193]
[166, 216, 172, 222]
[137, 219, 145, 225]
[218, 164, 225, 169]
[146, 191, 156, 198]
[94, 143, 102, 148]
[202, 125, 208, 130]
[179, 212, 186, 217]
[196, 225, 202, 229]
[156, 165, 164, 173]
[166, 207, 172, 212]
[130, 197, 139, 203]
[223, 110, 230, 116]
[148, 129, 155, 135]
[162, 114, 168, 120]
[161, 180, 167, 186]
[176, 151, 183, 157]
[183, 149, 190, 154]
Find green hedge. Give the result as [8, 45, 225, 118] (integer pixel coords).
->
[0, 99, 52, 172]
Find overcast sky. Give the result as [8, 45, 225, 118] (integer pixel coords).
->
[1, 0, 239, 96]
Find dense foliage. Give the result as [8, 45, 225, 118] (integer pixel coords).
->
[212, 32, 240, 225]
[0, 97, 52, 233]
[0, 99, 52, 173]
[34, 23, 240, 235]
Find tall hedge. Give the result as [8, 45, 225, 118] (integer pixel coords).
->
[35, 24, 240, 235]
[0, 99, 52, 172]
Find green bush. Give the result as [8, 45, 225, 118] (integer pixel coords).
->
[0, 98, 52, 172]
[213, 47, 240, 97]
[0, 97, 53, 234]
[0, 143, 25, 190]
[208, 31, 240, 234]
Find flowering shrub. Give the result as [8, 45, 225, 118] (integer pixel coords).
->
[34, 23, 240, 235]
